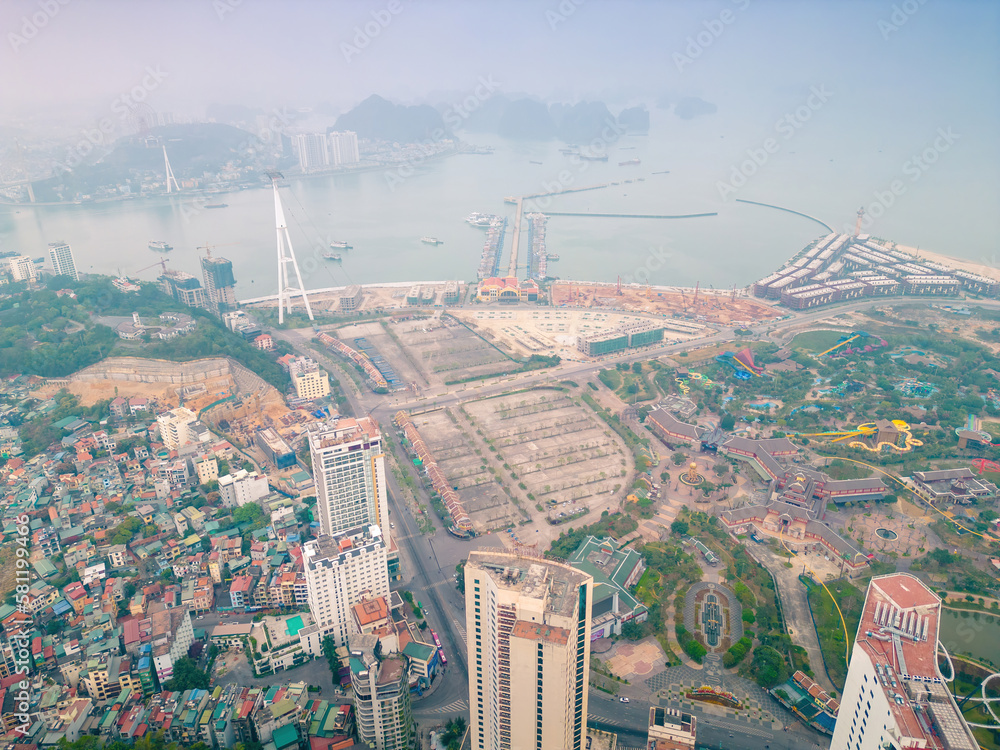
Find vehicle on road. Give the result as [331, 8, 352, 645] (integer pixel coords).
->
[619, 697, 630, 703]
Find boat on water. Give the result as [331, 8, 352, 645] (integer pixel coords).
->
[323, 252, 342, 261]
[652, 170, 671, 175]
[329, 240, 352, 249]
[503, 197, 518, 204]
[421, 237, 443, 245]
[547, 253, 560, 261]
[466, 212, 494, 227]
[618, 158, 641, 166]
[529, 160, 543, 165]
[205, 203, 228, 209]
[148, 241, 172, 251]
[578, 154, 608, 162]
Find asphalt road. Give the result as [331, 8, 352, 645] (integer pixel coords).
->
[271, 295, 1000, 746]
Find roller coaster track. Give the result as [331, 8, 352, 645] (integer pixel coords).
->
[796, 420, 924, 454]
[818, 334, 862, 357]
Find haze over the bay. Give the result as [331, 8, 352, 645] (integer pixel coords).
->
[1, 0, 998, 275]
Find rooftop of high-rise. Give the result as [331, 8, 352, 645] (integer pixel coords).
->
[467, 550, 591, 619]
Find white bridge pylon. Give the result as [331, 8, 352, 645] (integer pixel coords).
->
[271, 175, 314, 325]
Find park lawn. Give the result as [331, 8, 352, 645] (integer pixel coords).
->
[615, 371, 658, 403]
[598, 369, 623, 390]
[824, 459, 873, 481]
[789, 329, 850, 354]
[635, 569, 660, 607]
[805, 579, 865, 690]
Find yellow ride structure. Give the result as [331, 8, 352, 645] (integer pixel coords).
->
[796, 419, 923, 453]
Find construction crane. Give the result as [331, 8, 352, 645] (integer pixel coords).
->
[197, 243, 237, 259]
[692, 281, 700, 309]
[854, 206, 865, 236]
[136, 258, 170, 277]
[616, 275, 622, 296]
[730, 284, 737, 303]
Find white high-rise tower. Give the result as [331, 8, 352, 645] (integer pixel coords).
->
[162, 145, 179, 193]
[48, 242, 79, 281]
[831, 573, 978, 750]
[466, 550, 593, 750]
[308, 417, 389, 544]
[271, 174, 314, 325]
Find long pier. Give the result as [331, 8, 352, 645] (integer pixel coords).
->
[541, 211, 717, 219]
[508, 197, 524, 277]
[734, 198, 834, 232]
[521, 183, 609, 200]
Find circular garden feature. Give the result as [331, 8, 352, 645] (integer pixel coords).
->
[684, 582, 743, 654]
[875, 528, 898, 541]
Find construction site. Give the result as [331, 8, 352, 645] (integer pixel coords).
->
[452, 308, 702, 361]
[43, 356, 317, 458]
[549, 280, 781, 326]
[333, 315, 518, 389]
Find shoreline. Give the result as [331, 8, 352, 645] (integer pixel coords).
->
[897, 244, 1000, 284]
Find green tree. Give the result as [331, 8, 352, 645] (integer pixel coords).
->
[162, 656, 209, 691]
[321, 635, 343, 684]
[747, 645, 787, 688]
[670, 519, 689, 537]
[621, 621, 644, 640]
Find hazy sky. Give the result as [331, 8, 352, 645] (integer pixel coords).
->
[1, 0, 997, 126]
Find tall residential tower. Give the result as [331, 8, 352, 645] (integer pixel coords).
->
[831, 573, 978, 750]
[300, 525, 389, 653]
[48, 242, 79, 281]
[465, 550, 593, 750]
[308, 417, 389, 545]
[200, 255, 237, 313]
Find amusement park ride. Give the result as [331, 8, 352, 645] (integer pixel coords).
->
[817, 331, 888, 358]
[794, 419, 924, 453]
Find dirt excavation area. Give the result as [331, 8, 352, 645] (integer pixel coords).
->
[549, 282, 781, 326]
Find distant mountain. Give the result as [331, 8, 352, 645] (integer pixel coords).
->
[497, 99, 556, 139]
[32, 123, 261, 201]
[618, 106, 650, 133]
[206, 103, 262, 125]
[335, 94, 649, 143]
[550, 101, 617, 142]
[458, 96, 649, 141]
[334, 94, 448, 142]
[673, 97, 717, 120]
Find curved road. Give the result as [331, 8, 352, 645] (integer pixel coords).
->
[274, 294, 998, 734]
